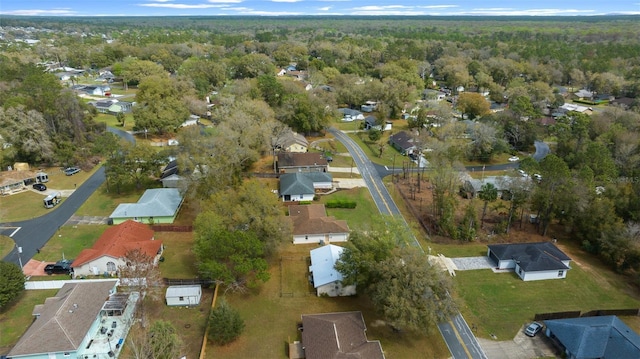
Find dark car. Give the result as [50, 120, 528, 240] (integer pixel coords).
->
[33, 183, 47, 191]
[44, 263, 72, 275]
[64, 167, 81, 176]
[524, 322, 543, 337]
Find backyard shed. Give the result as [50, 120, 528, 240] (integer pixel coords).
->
[165, 285, 202, 306]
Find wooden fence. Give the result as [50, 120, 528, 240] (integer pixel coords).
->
[534, 308, 640, 321]
[151, 225, 193, 232]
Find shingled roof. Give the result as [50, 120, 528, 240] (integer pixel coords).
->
[288, 204, 349, 236]
[72, 220, 160, 267]
[110, 188, 183, 219]
[488, 242, 570, 272]
[301, 311, 385, 359]
[8, 281, 118, 357]
[277, 152, 328, 168]
[545, 316, 640, 359]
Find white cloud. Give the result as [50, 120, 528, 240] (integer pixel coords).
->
[138, 2, 229, 8]
[0, 9, 77, 16]
[271, 0, 303, 2]
[207, 0, 243, 3]
[147, 0, 173, 2]
[417, 5, 459, 9]
[463, 8, 597, 16]
[319, 6, 331, 11]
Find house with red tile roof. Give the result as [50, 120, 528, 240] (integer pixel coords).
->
[71, 220, 162, 277]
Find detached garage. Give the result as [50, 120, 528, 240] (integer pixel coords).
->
[165, 285, 202, 306]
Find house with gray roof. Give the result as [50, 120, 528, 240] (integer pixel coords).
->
[277, 152, 328, 173]
[279, 172, 332, 202]
[300, 311, 385, 359]
[544, 315, 640, 359]
[388, 130, 418, 155]
[7, 281, 138, 359]
[109, 188, 183, 225]
[487, 242, 571, 281]
[309, 244, 355, 297]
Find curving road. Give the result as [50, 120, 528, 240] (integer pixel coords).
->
[1, 127, 134, 267]
[328, 127, 487, 359]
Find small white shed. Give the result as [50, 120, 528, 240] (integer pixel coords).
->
[165, 285, 202, 306]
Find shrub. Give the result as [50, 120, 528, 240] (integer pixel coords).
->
[208, 299, 245, 345]
[0, 262, 25, 310]
[325, 199, 357, 209]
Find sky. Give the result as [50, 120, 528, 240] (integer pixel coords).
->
[0, 0, 639, 17]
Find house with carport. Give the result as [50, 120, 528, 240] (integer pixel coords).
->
[308, 244, 355, 297]
[288, 204, 349, 244]
[487, 242, 571, 281]
[71, 220, 162, 277]
[109, 188, 183, 224]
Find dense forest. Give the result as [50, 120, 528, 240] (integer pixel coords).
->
[1, 16, 640, 282]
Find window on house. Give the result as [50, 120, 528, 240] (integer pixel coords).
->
[106, 262, 116, 272]
[305, 235, 308, 240]
[558, 270, 564, 277]
[179, 296, 184, 301]
[518, 268, 522, 275]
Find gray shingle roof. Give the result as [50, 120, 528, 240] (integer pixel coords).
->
[488, 242, 571, 271]
[280, 173, 314, 196]
[110, 188, 183, 219]
[8, 281, 118, 356]
[545, 316, 640, 359]
[301, 311, 385, 359]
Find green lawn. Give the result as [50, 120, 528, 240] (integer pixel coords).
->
[157, 231, 198, 278]
[95, 113, 135, 132]
[453, 254, 640, 341]
[320, 187, 379, 230]
[75, 180, 155, 217]
[0, 289, 58, 353]
[0, 235, 14, 258]
[31, 225, 108, 264]
[207, 244, 449, 359]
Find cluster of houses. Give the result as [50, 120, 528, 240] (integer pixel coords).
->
[0, 162, 49, 195]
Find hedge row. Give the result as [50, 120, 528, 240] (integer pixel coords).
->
[325, 200, 357, 208]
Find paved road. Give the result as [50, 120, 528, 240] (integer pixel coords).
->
[328, 128, 400, 216]
[328, 127, 487, 359]
[1, 126, 134, 267]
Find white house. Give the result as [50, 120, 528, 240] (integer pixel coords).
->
[279, 172, 333, 202]
[309, 245, 356, 297]
[288, 204, 349, 244]
[165, 285, 202, 306]
[71, 220, 162, 277]
[487, 242, 571, 281]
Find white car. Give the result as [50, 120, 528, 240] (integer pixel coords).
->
[508, 156, 520, 162]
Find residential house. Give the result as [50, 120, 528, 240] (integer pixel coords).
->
[279, 172, 333, 202]
[180, 114, 200, 128]
[388, 130, 418, 155]
[165, 285, 202, 306]
[277, 152, 328, 173]
[309, 244, 356, 297]
[487, 242, 571, 281]
[71, 220, 162, 277]
[461, 176, 519, 199]
[89, 100, 134, 114]
[300, 311, 385, 359]
[544, 316, 640, 359]
[159, 159, 183, 188]
[288, 204, 349, 244]
[0, 167, 47, 195]
[7, 281, 138, 359]
[80, 85, 111, 96]
[574, 89, 594, 100]
[361, 101, 378, 113]
[338, 108, 365, 121]
[559, 103, 592, 115]
[422, 89, 447, 101]
[364, 116, 392, 131]
[109, 188, 184, 225]
[280, 132, 309, 153]
[611, 97, 635, 109]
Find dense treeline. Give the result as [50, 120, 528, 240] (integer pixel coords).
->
[1, 16, 640, 283]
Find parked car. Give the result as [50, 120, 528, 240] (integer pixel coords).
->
[32, 183, 47, 191]
[64, 167, 81, 176]
[524, 322, 543, 337]
[44, 263, 72, 275]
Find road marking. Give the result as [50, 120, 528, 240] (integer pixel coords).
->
[449, 318, 473, 359]
[9, 227, 21, 237]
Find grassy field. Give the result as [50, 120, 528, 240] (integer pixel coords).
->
[0, 235, 14, 258]
[75, 181, 149, 217]
[157, 231, 198, 278]
[0, 164, 101, 222]
[94, 113, 135, 132]
[451, 240, 640, 341]
[0, 289, 58, 353]
[320, 187, 379, 230]
[207, 243, 450, 359]
[31, 225, 108, 264]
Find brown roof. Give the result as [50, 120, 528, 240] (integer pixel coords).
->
[72, 220, 160, 267]
[277, 152, 328, 168]
[8, 281, 118, 356]
[301, 311, 385, 359]
[0, 169, 37, 187]
[289, 204, 349, 236]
